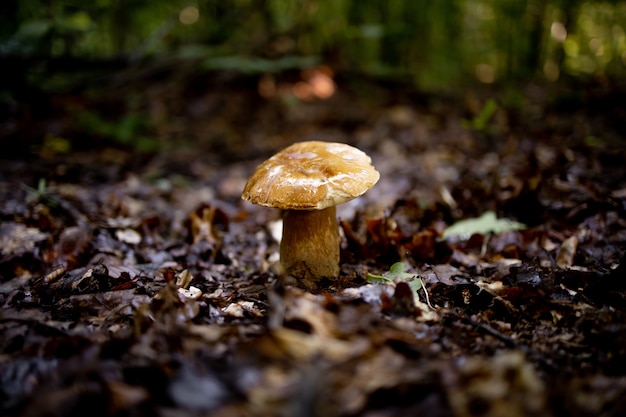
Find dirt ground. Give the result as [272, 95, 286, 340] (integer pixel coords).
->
[1, 70, 626, 416]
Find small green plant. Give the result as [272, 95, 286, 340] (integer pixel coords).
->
[462, 98, 498, 132]
[367, 261, 417, 283]
[367, 262, 432, 308]
[21, 178, 57, 206]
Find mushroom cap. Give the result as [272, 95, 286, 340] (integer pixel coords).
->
[242, 141, 380, 210]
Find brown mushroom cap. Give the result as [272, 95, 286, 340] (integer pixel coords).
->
[242, 141, 379, 210]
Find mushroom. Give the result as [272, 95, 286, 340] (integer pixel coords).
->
[242, 141, 379, 282]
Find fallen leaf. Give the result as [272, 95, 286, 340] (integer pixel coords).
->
[442, 211, 526, 240]
[556, 235, 578, 269]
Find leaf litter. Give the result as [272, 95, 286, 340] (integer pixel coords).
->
[1, 77, 626, 416]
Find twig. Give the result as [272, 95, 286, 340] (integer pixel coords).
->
[419, 277, 434, 310]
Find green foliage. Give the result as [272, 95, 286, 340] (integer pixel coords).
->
[367, 262, 431, 307]
[202, 55, 320, 73]
[0, 4, 96, 57]
[39, 133, 72, 157]
[1, 1, 625, 90]
[71, 107, 159, 153]
[441, 211, 526, 241]
[21, 178, 57, 206]
[367, 262, 420, 284]
[367, 262, 424, 294]
[462, 99, 499, 132]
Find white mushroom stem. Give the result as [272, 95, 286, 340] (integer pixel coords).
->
[280, 206, 341, 280]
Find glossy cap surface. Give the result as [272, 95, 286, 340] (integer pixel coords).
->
[242, 141, 379, 210]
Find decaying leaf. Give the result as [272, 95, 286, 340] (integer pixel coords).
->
[0, 222, 48, 257]
[115, 228, 142, 244]
[186, 203, 229, 245]
[556, 235, 578, 269]
[176, 269, 194, 289]
[444, 351, 547, 417]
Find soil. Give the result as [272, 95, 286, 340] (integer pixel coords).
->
[1, 69, 626, 417]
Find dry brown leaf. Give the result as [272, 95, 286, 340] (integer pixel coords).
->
[557, 235, 579, 269]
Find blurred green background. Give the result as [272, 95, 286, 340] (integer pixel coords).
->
[1, 0, 625, 162]
[3, 0, 625, 89]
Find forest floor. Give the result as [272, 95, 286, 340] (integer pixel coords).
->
[1, 68, 626, 416]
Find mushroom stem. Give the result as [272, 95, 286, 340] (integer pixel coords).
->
[280, 206, 341, 280]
